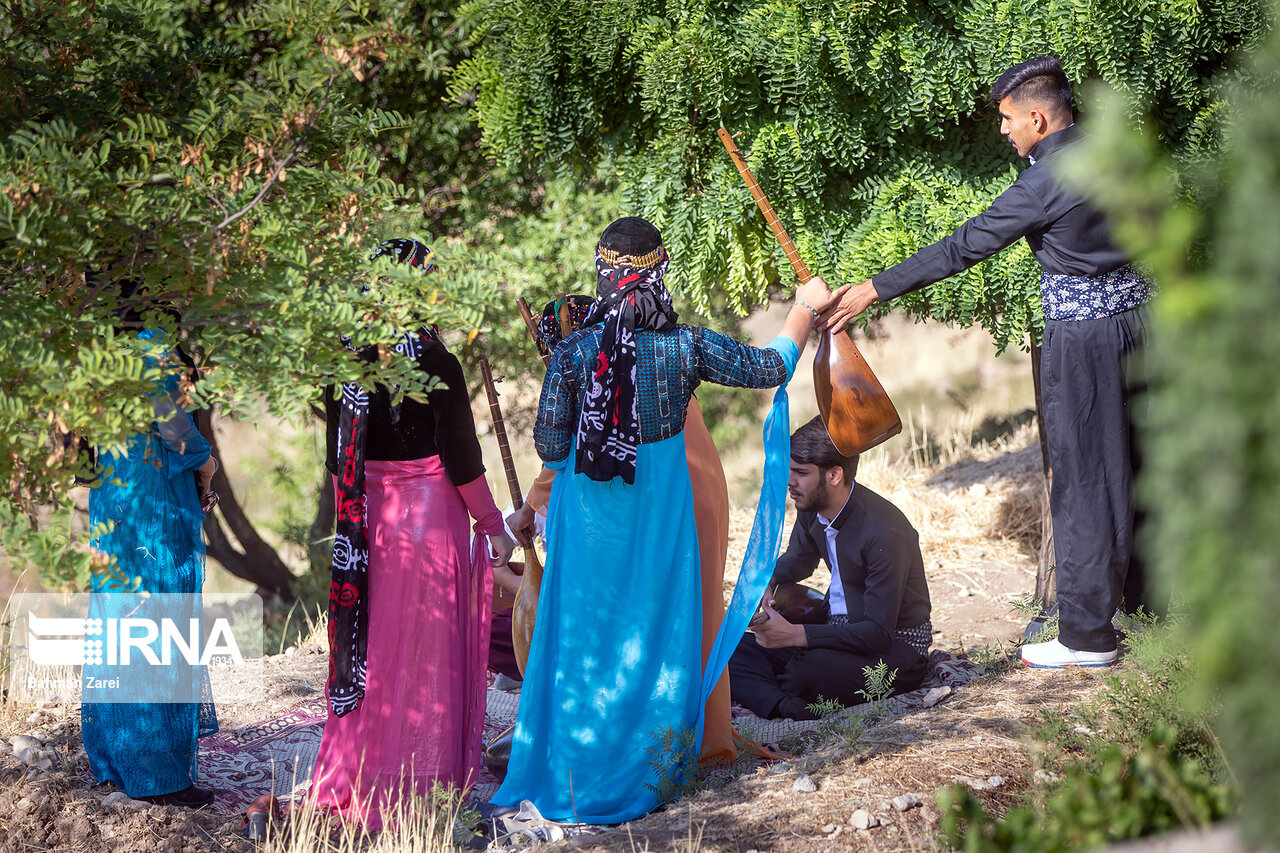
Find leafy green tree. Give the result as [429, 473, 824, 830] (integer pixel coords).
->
[0, 0, 499, 592]
[452, 0, 1267, 610]
[1065, 6, 1280, 842]
[453, 0, 1266, 350]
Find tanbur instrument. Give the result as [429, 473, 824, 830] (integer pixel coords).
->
[717, 127, 902, 455]
[748, 581, 831, 628]
[517, 296, 551, 369]
[478, 357, 542, 675]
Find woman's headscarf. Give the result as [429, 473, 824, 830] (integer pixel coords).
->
[575, 217, 679, 485]
[327, 238, 437, 718]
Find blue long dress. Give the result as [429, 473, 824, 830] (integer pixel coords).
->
[81, 329, 218, 797]
[492, 324, 792, 823]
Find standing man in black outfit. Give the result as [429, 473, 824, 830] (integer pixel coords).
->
[729, 418, 933, 720]
[819, 57, 1155, 668]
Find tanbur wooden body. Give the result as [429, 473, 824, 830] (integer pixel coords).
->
[749, 581, 830, 627]
[717, 127, 901, 455]
[813, 329, 902, 455]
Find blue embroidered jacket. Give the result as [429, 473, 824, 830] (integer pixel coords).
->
[535, 324, 788, 463]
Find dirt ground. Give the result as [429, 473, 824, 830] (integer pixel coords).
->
[578, 666, 1105, 852]
[0, 646, 333, 853]
[0, 420, 1109, 853]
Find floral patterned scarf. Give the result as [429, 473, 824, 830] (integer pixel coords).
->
[574, 246, 677, 484]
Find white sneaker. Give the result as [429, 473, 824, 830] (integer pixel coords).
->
[1021, 638, 1118, 668]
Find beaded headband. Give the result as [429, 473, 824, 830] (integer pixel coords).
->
[596, 243, 666, 270]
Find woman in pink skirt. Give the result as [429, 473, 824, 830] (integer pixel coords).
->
[309, 239, 514, 828]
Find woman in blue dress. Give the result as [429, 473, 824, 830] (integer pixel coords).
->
[491, 217, 831, 822]
[81, 324, 220, 808]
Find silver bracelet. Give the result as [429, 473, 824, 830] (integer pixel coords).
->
[796, 300, 819, 319]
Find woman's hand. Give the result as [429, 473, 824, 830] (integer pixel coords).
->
[794, 276, 836, 320]
[489, 529, 516, 568]
[505, 503, 536, 546]
[777, 275, 837, 356]
[196, 457, 219, 512]
[492, 560, 523, 596]
[196, 456, 218, 493]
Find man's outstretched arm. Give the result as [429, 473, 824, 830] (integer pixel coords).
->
[820, 180, 1050, 330]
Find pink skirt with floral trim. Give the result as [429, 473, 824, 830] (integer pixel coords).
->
[309, 456, 491, 828]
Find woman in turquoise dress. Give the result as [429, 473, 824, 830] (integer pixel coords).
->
[81, 325, 220, 808]
[491, 217, 831, 822]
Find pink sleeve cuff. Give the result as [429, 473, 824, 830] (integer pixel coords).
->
[457, 476, 505, 536]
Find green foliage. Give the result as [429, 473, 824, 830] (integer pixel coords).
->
[803, 662, 900, 751]
[1010, 590, 1060, 645]
[0, 0, 510, 586]
[805, 695, 846, 719]
[453, 0, 1267, 347]
[939, 729, 1231, 853]
[1062, 6, 1280, 844]
[856, 659, 898, 704]
[643, 723, 700, 805]
[807, 695, 868, 750]
[447, 177, 623, 394]
[939, 623, 1232, 852]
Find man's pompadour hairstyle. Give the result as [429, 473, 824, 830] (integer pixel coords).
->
[790, 416, 858, 482]
[989, 56, 1073, 118]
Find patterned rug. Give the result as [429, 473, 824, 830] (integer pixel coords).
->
[727, 649, 982, 747]
[197, 651, 981, 817]
[197, 677, 521, 816]
[198, 698, 325, 815]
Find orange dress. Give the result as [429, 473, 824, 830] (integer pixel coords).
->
[683, 397, 737, 763]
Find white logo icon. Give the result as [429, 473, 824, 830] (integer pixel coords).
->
[27, 614, 102, 666]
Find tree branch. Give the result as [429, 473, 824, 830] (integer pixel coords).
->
[194, 408, 297, 598]
[214, 149, 300, 232]
[213, 71, 340, 232]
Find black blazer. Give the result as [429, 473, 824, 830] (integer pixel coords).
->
[771, 484, 931, 655]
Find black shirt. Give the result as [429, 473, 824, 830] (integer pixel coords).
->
[324, 340, 486, 487]
[771, 484, 932, 655]
[873, 125, 1129, 301]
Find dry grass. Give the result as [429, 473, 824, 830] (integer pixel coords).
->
[259, 788, 470, 853]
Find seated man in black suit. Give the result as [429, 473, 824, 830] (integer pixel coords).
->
[729, 417, 933, 720]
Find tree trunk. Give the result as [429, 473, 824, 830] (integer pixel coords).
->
[306, 402, 335, 576]
[1030, 342, 1057, 611]
[195, 409, 297, 599]
[308, 474, 335, 575]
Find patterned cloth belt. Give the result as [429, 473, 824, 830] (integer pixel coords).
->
[826, 616, 933, 659]
[1039, 263, 1155, 322]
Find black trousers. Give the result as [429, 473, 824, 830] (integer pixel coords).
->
[728, 632, 929, 719]
[1042, 306, 1160, 653]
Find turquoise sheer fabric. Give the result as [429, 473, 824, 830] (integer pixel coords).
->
[698, 337, 797, 710]
[81, 329, 217, 798]
[493, 336, 798, 823]
[493, 432, 702, 822]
